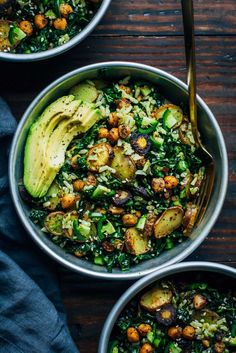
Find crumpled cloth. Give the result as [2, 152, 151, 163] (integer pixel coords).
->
[0, 97, 79, 353]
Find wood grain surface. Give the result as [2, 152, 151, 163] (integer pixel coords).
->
[1, 0, 236, 352]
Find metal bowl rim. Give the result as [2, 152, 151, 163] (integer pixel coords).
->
[98, 261, 236, 353]
[9, 61, 228, 280]
[0, 0, 111, 62]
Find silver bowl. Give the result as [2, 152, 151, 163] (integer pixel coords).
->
[9, 62, 228, 279]
[0, 0, 111, 62]
[98, 261, 236, 353]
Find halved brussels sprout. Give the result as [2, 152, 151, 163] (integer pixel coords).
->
[87, 143, 111, 172]
[140, 286, 173, 312]
[44, 211, 64, 236]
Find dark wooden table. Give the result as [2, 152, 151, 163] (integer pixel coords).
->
[1, 1, 236, 352]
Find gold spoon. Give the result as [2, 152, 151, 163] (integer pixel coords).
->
[181, 0, 215, 230]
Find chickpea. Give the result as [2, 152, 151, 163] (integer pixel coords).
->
[108, 112, 119, 127]
[182, 326, 195, 340]
[168, 326, 182, 340]
[108, 128, 119, 143]
[73, 179, 85, 192]
[214, 342, 225, 353]
[164, 175, 179, 189]
[137, 95, 143, 101]
[135, 156, 146, 169]
[60, 194, 77, 209]
[19, 20, 33, 36]
[109, 205, 125, 215]
[116, 98, 130, 109]
[118, 124, 131, 139]
[138, 323, 152, 337]
[122, 214, 138, 227]
[127, 327, 140, 343]
[135, 210, 142, 218]
[119, 85, 131, 94]
[139, 343, 154, 353]
[193, 294, 206, 310]
[70, 154, 80, 170]
[59, 3, 73, 17]
[151, 178, 165, 193]
[86, 174, 97, 186]
[53, 17, 67, 30]
[202, 340, 210, 348]
[98, 127, 109, 139]
[34, 14, 48, 29]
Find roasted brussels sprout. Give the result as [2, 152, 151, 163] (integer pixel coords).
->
[156, 304, 176, 326]
[113, 190, 132, 206]
[44, 211, 65, 236]
[131, 133, 151, 155]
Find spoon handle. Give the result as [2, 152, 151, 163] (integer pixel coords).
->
[181, 0, 199, 145]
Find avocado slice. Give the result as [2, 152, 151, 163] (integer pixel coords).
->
[69, 82, 98, 103]
[24, 96, 101, 198]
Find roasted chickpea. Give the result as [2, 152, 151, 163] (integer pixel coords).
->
[214, 342, 225, 353]
[53, 17, 67, 30]
[138, 323, 152, 337]
[202, 340, 210, 348]
[182, 326, 195, 340]
[86, 174, 97, 186]
[98, 127, 109, 139]
[122, 214, 138, 227]
[168, 326, 183, 340]
[108, 112, 119, 127]
[109, 205, 125, 215]
[116, 98, 130, 109]
[60, 194, 77, 209]
[119, 85, 131, 94]
[135, 210, 142, 218]
[193, 294, 206, 310]
[135, 156, 147, 169]
[118, 124, 131, 139]
[73, 179, 85, 192]
[19, 20, 33, 36]
[151, 178, 165, 193]
[34, 14, 48, 29]
[164, 175, 179, 189]
[127, 327, 140, 343]
[108, 128, 119, 143]
[137, 95, 143, 102]
[70, 154, 80, 169]
[59, 3, 73, 17]
[139, 343, 154, 353]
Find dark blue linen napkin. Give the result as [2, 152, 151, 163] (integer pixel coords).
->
[0, 98, 79, 353]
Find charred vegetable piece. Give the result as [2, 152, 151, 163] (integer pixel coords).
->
[155, 104, 183, 129]
[154, 206, 184, 239]
[87, 143, 111, 172]
[111, 146, 136, 181]
[0, 20, 13, 51]
[8, 23, 26, 46]
[192, 309, 219, 324]
[156, 304, 176, 326]
[140, 287, 173, 312]
[125, 227, 149, 255]
[44, 211, 64, 236]
[131, 133, 151, 155]
[182, 203, 198, 236]
[113, 190, 132, 206]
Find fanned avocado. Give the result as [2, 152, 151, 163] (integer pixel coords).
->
[69, 82, 98, 103]
[24, 96, 101, 198]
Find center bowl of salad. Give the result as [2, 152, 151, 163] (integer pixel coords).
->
[9, 62, 228, 279]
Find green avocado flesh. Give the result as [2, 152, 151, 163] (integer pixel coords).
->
[23, 95, 101, 198]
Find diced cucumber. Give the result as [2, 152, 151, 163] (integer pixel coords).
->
[102, 220, 116, 235]
[136, 215, 147, 230]
[140, 85, 152, 97]
[92, 184, 111, 199]
[94, 256, 105, 266]
[163, 107, 183, 130]
[177, 160, 189, 172]
[169, 342, 182, 353]
[8, 24, 26, 45]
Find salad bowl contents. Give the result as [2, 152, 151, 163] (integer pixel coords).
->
[97, 263, 236, 353]
[0, 0, 101, 54]
[21, 77, 205, 272]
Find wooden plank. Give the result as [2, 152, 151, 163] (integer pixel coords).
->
[94, 0, 236, 36]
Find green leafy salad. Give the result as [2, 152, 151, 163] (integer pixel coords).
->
[21, 77, 205, 272]
[109, 280, 236, 353]
[0, 0, 100, 53]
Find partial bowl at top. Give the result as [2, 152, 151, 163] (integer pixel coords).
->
[9, 62, 228, 279]
[0, 0, 111, 62]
